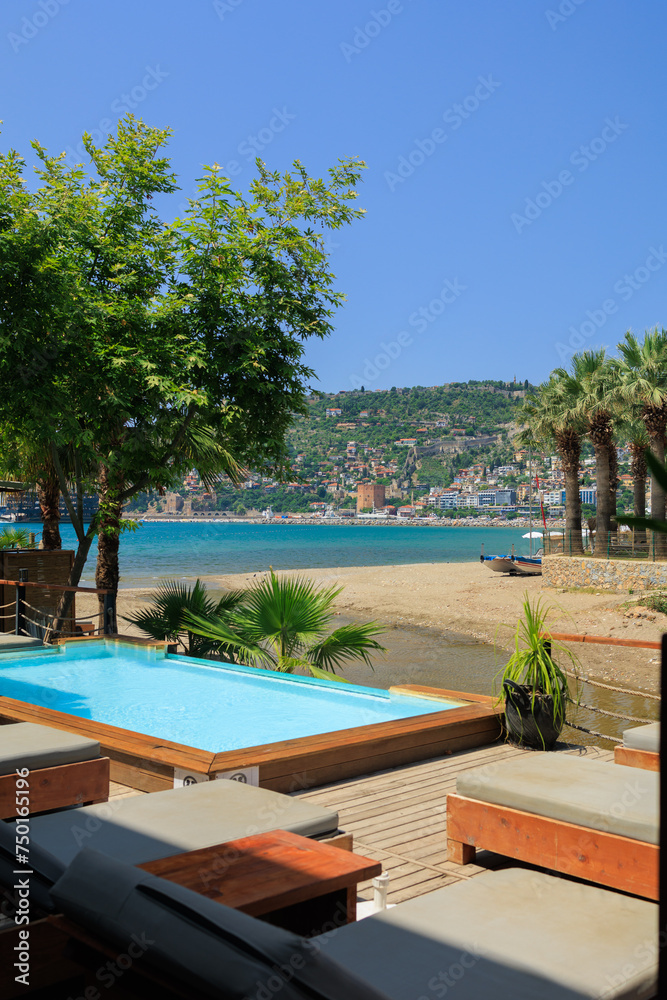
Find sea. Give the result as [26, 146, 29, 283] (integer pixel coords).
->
[18, 520, 531, 588]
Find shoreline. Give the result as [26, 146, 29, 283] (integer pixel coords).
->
[128, 516, 564, 529]
[97, 559, 661, 696]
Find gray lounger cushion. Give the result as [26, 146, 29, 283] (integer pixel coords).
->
[325, 867, 658, 1000]
[0, 818, 66, 912]
[51, 849, 389, 1000]
[623, 722, 660, 753]
[25, 778, 339, 866]
[0, 634, 43, 651]
[0, 722, 100, 776]
[457, 753, 658, 843]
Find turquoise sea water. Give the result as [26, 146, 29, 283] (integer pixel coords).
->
[0, 642, 459, 751]
[19, 521, 531, 588]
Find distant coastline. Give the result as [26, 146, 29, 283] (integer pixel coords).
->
[130, 515, 565, 529]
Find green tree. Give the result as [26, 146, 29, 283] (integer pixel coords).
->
[520, 376, 585, 555]
[613, 328, 667, 555]
[555, 350, 616, 552]
[0, 117, 365, 629]
[184, 570, 386, 679]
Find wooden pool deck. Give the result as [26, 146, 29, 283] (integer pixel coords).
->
[110, 738, 614, 906]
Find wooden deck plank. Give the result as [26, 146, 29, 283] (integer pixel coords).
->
[297, 740, 615, 903]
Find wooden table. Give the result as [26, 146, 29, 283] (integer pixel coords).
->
[139, 828, 383, 935]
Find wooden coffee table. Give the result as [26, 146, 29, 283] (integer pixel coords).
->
[139, 828, 383, 935]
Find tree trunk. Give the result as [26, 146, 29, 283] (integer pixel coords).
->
[588, 413, 613, 556]
[37, 469, 62, 550]
[95, 466, 122, 632]
[608, 442, 619, 523]
[630, 441, 647, 545]
[557, 429, 584, 555]
[49, 526, 96, 637]
[643, 405, 667, 557]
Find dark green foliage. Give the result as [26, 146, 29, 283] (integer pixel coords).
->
[123, 579, 245, 656]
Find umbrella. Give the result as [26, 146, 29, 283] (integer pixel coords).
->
[522, 531, 543, 538]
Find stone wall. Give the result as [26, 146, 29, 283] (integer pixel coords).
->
[542, 555, 667, 592]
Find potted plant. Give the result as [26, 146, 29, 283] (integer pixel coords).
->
[495, 595, 581, 750]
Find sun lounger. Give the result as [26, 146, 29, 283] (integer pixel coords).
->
[0, 722, 109, 819]
[3, 847, 655, 999]
[614, 721, 660, 771]
[446, 753, 658, 898]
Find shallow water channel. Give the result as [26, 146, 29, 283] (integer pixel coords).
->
[334, 616, 659, 748]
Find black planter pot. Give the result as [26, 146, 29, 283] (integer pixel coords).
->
[502, 679, 563, 750]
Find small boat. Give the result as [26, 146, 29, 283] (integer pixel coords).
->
[511, 555, 542, 576]
[480, 554, 517, 574]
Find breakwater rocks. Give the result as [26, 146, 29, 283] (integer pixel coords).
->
[543, 554, 667, 592]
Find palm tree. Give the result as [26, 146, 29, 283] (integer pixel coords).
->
[184, 569, 386, 680]
[520, 375, 586, 556]
[124, 579, 245, 656]
[616, 417, 650, 541]
[613, 328, 667, 556]
[555, 351, 616, 554]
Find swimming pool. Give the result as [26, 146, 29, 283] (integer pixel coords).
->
[0, 638, 501, 791]
[0, 640, 462, 752]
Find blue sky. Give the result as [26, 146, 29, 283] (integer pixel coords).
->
[2, 0, 665, 393]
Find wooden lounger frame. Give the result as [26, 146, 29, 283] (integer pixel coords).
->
[614, 746, 660, 771]
[446, 792, 658, 900]
[0, 757, 109, 819]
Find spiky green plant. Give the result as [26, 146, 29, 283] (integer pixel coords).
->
[123, 579, 245, 656]
[495, 594, 581, 741]
[0, 527, 33, 550]
[184, 569, 386, 681]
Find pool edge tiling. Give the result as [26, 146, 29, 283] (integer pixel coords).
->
[0, 636, 503, 793]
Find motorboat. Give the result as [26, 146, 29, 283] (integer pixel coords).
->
[480, 554, 516, 574]
[511, 555, 542, 576]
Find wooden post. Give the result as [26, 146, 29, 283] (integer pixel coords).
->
[14, 569, 27, 635]
[103, 592, 116, 635]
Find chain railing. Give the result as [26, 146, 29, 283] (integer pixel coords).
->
[0, 573, 116, 642]
[541, 631, 660, 743]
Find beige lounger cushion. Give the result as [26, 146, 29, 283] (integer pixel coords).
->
[0, 634, 43, 651]
[0, 722, 100, 776]
[26, 778, 339, 865]
[623, 722, 660, 753]
[456, 754, 658, 844]
[326, 867, 657, 999]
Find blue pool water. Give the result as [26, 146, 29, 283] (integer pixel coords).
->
[0, 642, 461, 752]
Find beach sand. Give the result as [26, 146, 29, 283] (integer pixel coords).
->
[85, 561, 663, 696]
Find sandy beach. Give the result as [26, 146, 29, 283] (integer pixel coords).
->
[87, 561, 663, 696]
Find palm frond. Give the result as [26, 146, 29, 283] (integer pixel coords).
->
[182, 609, 275, 668]
[306, 622, 387, 673]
